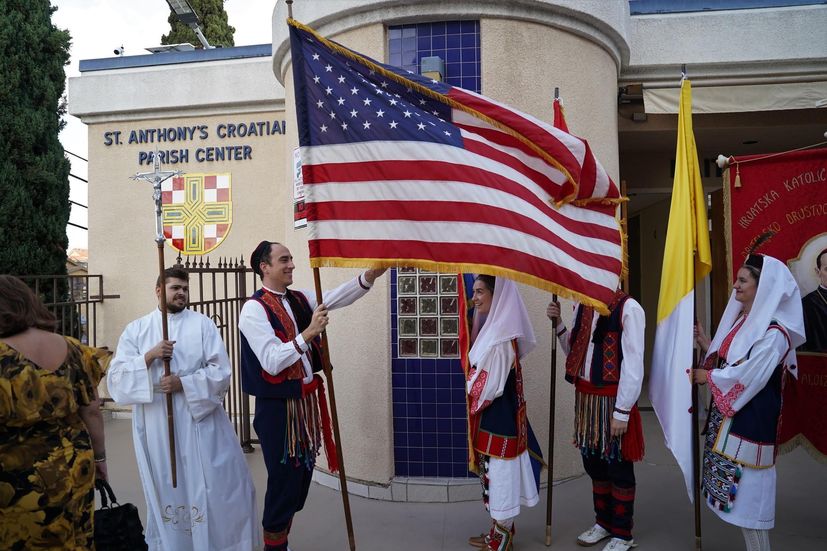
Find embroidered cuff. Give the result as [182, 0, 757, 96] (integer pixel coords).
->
[612, 411, 630, 423]
[708, 372, 744, 418]
[358, 273, 371, 290]
[292, 338, 306, 355]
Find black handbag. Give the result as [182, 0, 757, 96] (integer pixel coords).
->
[94, 479, 149, 551]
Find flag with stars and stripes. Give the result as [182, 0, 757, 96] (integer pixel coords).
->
[289, 19, 624, 311]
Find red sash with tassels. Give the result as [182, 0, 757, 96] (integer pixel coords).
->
[257, 290, 339, 473]
[574, 379, 645, 462]
[301, 375, 339, 473]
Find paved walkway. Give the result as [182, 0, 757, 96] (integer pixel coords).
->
[102, 411, 825, 550]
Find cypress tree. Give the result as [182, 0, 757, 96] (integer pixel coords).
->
[0, 0, 72, 276]
[161, 0, 235, 48]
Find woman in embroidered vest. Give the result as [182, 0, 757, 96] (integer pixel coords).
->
[465, 275, 543, 551]
[694, 254, 805, 551]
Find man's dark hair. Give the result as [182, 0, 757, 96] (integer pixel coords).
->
[817, 248, 827, 270]
[251, 241, 280, 280]
[156, 266, 190, 288]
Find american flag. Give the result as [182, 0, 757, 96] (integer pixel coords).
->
[289, 20, 624, 310]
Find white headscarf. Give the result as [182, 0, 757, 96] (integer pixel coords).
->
[705, 254, 805, 369]
[468, 277, 536, 366]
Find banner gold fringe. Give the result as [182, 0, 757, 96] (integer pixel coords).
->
[778, 433, 827, 464]
[723, 166, 734, 280]
[288, 18, 622, 208]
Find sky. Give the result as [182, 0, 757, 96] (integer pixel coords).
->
[52, 0, 276, 251]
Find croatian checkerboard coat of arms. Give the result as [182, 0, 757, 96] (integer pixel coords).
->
[162, 173, 232, 255]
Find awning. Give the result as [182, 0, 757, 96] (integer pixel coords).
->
[644, 81, 827, 114]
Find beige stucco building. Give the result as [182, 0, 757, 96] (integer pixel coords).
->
[68, 0, 827, 500]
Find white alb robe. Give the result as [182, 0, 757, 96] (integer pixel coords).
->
[107, 308, 261, 551]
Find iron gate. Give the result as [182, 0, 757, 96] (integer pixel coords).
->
[177, 255, 259, 452]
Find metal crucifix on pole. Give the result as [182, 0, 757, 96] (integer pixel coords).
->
[132, 151, 183, 488]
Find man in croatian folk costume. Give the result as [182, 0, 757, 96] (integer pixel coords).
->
[547, 289, 645, 551]
[465, 275, 543, 551]
[238, 240, 385, 551]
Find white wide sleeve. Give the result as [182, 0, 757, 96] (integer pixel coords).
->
[466, 341, 516, 415]
[238, 300, 304, 376]
[107, 322, 153, 405]
[319, 273, 373, 310]
[180, 317, 232, 422]
[614, 300, 646, 422]
[708, 328, 789, 417]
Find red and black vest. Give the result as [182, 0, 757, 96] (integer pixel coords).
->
[566, 292, 630, 386]
[240, 288, 323, 399]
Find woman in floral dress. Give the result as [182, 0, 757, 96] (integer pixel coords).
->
[0, 275, 109, 550]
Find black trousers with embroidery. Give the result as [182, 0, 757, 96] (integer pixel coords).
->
[582, 453, 636, 541]
[255, 398, 314, 551]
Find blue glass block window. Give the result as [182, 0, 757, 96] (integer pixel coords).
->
[390, 267, 474, 478]
[388, 20, 481, 94]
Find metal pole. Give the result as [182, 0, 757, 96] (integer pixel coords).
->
[545, 293, 558, 546]
[692, 252, 703, 551]
[313, 267, 356, 551]
[157, 243, 178, 488]
[546, 86, 561, 546]
[132, 152, 181, 488]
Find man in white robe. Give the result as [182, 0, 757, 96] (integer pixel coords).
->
[108, 266, 261, 551]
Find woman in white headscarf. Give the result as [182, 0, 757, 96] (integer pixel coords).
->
[694, 254, 805, 551]
[465, 275, 543, 551]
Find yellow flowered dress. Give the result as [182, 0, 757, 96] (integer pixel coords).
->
[0, 337, 106, 550]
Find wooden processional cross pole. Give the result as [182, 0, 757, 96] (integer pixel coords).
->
[132, 152, 182, 488]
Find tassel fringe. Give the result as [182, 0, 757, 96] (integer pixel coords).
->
[575, 392, 619, 461]
[281, 375, 339, 473]
[283, 392, 323, 470]
[574, 391, 644, 462]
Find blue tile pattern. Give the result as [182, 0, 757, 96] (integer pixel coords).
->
[387, 20, 480, 480]
[388, 20, 481, 93]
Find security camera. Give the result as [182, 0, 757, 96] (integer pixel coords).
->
[114, 45, 124, 56]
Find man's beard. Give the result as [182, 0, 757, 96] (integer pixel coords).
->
[166, 300, 187, 313]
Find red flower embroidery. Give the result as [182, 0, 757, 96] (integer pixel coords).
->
[709, 373, 745, 417]
[469, 370, 489, 414]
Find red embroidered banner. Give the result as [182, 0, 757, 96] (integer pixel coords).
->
[725, 147, 827, 462]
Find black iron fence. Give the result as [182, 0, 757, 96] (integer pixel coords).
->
[20, 259, 260, 451]
[19, 274, 118, 347]
[176, 255, 259, 452]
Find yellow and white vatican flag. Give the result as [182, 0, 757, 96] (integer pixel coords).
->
[649, 78, 712, 501]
